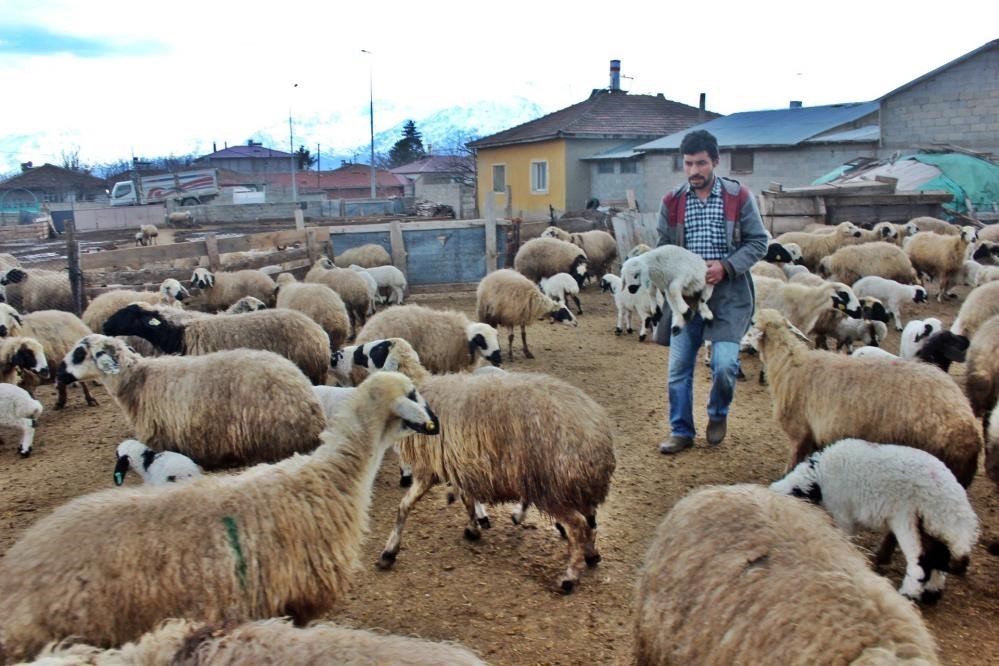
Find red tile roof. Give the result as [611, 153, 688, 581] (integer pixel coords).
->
[0, 163, 108, 189]
[469, 89, 721, 149]
[262, 164, 407, 190]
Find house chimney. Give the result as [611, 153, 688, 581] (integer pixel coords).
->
[610, 60, 621, 91]
[790, 100, 803, 109]
[212, 142, 217, 153]
[698, 93, 706, 123]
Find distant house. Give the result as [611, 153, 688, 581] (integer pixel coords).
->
[468, 61, 718, 220]
[0, 163, 109, 208]
[194, 140, 296, 174]
[391, 155, 476, 218]
[633, 101, 880, 208]
[261, 163, 406, 200]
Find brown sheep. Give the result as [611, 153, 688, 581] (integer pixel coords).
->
[304, 258, 374, 332]
[634, 484, 938, 665]
[274, 273, 352, 351]
[333, 242, 392, 268]
[513, 237, 589, 286]
[952, 280, 999, 338]
[965, 314, 999, 426]
[903, 228, 976, 301]
[818, 241, 920, 285]
[187, 268, 275, 312]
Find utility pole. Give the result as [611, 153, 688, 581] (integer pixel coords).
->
[290, 83, 298, 203]
[362, 50, 376, 198]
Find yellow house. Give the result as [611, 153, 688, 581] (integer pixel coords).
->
[469, 80, 717, 221]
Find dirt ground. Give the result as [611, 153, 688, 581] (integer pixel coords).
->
[0, 285, 996, 665]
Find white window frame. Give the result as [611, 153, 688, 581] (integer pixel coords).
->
[492, 164, 506, 193]
[531, 160, 549, 194]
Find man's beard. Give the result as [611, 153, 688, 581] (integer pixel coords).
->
[689, 174, 713, 191]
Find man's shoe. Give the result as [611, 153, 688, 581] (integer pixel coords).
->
[706, 419, 727, 446]
[659, 436, 694, 454]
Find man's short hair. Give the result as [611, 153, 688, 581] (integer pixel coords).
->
[680, 130, 719, 161]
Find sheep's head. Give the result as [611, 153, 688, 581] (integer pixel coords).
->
[541, 226, 570, 242]
[960, 226, 978, 244]
[620, 256, 644, 294]
[901, 221, 919, 237]
[466, 322, 502, 367]
[770, 452, 823, 503]
[830, 284, 862, 318]
[547, 305, 578, 328]
[159, 278, 189, 302]
[103, 303, 184, 354]
[570, 255, 588, 286]
[599, 274, 617, 293]
[191, 268, 215, 290]
[0, 302, 23, 337]
[58, 334, 131, 382]
[226, 296, 267, 314]
[114, 439, 149, 486]
[873, 222, 898, 240]
[764, 243, 794, 264]
[354, 371, 439, 440]
[858, 297, 890, 325]
[912, 286, 928, 304]
[3, 337, 48, 379]
[0, 267, 27, 286]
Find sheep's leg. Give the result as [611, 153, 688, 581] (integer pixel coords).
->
[571, 293, 583, 315]
[584, 510, 601, 567]
[54, 381, 68, 410]
[378, 476, 433, 569]
[510, 501, 529, 525]
[664, 282, 689, 334]
[917, 533, 952, 604]
[392, 286, 404, 304]
[398, 462, 412, 487]
[697, 284, 715, 322]
[506, 326, 515, 361]
[890, 517, 926, 601]
[520, 326, 534, 359]
[637, 313, 648, 342]
[874, 532, 898, 567]
[555, 511, 590, 594]
[79, 381, 99, 407]
[615, 306, 625, 335]
[17, 417, 34, 457]
[474, 501, 491, 528]
[458, 492, 485, 540]
[892, 308, 904, 332]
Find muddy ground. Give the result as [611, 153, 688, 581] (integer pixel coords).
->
[0, 285, 996, 665]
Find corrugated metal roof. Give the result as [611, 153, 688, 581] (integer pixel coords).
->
[580, 140, 648, 161]
[636, 101, 879, 151]
[805, 125, 881, 144]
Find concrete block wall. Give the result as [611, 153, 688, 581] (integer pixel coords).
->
[589, 162, 646, 210]
[881, 45, 999, 154]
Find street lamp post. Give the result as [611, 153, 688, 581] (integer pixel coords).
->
[361, 50, 376, 199]
[290, 83, 298, 203]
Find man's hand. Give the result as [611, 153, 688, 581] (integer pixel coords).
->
[705, 260, 726, 285]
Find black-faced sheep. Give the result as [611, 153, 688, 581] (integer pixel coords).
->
[0, 335, 48, 386]
[540, 272, 583, 314]
[900, 317, 944, 360]
[601, 273, 661, 341]
[102, 302, 330, 385]
[852, 275, 929, 331]
[913, 330, 969, 373]
[187, 267, 275, 312]
[0, 304, 98, 409]
[747, 308, 982, 486]
[114, 438, 202, 486]
[28, 617, 487, 666]
[952, 280, 999, 338]
[333, 242, 392, 268]
[55, 334, 327, 469]
[620, 245, 713, 335]
[0, 267, 74, 313]
[818, 241, 920, 286]
[476, 269, 577, 361]
[811, 308, 887, 352]
[0, 371, 438, 661]
[513, 237, 589, 287]
[0, 383, 42, 457]
[771, 438, 979, 603]
[357, 343, 615, 593]
[274, 273, 351, 350]
[356, 303, 502, 372]
[633, 484, 938, 664]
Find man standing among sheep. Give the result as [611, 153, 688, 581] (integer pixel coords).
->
[656, 130, 768, 454]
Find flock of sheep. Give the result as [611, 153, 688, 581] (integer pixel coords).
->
[0, 213, 996, 664]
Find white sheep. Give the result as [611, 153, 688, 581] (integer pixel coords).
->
[188, 267, 275, 312]
[771, 438, 979, 603]
[0, 371, 438, 660]
[852, 275, 929, 331]
[224, 295, 268, 314]
[811, 308, 887, 353]
[0, 267, 74, 313]
[165, 210, 194, 227]
[900, 317, 944, 360]
[476, 269, 577, 360]
[752, 275, 862, 335]
[540, 272, 583, 314]
[818, 241, 920, 286]
[851, 346, 899, 361]
[964, 313, 999, 423]
[600, 273, 660, 341]
[139, 224, 158, 246]
[633, 484, 938, 664]
[513, 237, 589, 286]
[304, 258, 374, 331]
[350, 263, 407, 305]
[620, 245, 713, 335]
[0, 383, 42, 457]
[114, 439, 202, 486]
[781, 262, 810, 280]
[346, 265, 378, 313]
[775, 222, 862, 270]
[333, 243, 392, 268]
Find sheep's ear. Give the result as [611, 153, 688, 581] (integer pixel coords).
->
[94, 349, 121, 375]
[368, 340, 393, 370]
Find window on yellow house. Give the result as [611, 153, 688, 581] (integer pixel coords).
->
[492, 164, 506, 193]
[531, 160, 548, 193]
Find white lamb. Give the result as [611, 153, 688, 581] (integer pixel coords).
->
[600, 273, 660, 341]
[540, 272, 583, 314]
[851, 275, 929, 332]
[771, 437, 979, 603]
[851, 346, 899, 361]
[0, 383, 42, 457]
[349, 264, 407, 305]
[312, 385, 356, 422]
[114, 439, 202, 486]
[899, 317, 944, 360]
[620, 245, 712, 335]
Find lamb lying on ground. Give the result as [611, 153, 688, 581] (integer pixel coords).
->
[113, 439, 202, 486]
[771, 438, 979, 603]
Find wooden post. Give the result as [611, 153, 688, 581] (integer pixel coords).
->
[65, 220, 84, 315]
[305, 227, 322, 264]
[294, 208, 305, 231]
[389, 220, 407, 272]
[505, 185, 513, 219]
[484, 218, 497, 273]
[205, 233, 221, 272]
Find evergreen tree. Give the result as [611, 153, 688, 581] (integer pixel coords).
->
[295, 145, 316, 170]
[387, 120, 426, 167]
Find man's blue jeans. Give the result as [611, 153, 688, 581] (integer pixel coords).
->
[667, 314, 740, 439]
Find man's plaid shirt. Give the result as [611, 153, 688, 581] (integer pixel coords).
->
[683, 177, 728, 260]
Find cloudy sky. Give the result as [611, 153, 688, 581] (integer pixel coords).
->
[0, 0, 995, 173]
